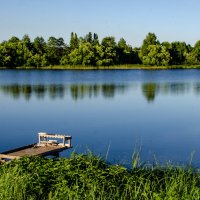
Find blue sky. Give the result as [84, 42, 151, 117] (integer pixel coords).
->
[0, 0, 200, 47]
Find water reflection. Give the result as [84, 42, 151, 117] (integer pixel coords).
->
[1, 82, 200, 102]
[142, 83, 157, 102]
[142, 82, 192, 102]
[70, 84, 127, 100]
[0, 84, 66, 100]
[194, 83, 200, 95]
[0, 84, 128, 100]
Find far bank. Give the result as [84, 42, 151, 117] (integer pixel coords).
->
[0, 64, 200, 70]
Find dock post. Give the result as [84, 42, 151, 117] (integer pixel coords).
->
[38, 134, 40, 145]
[68, 137, 72, 147]
[63, 136, 66, 147]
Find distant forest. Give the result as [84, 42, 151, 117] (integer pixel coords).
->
[0, 32, 200, 68]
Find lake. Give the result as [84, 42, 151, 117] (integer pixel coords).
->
[0, 69, 200, 166]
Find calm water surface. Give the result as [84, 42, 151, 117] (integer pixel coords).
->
[0, 69, 200, 166]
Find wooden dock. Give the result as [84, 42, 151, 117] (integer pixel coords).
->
[0, 132, 72, 162]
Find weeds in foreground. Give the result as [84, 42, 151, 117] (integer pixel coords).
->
[0, 153, 200, 200]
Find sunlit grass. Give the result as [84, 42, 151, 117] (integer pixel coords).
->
[13, 64, 200, 70]
[0, 152, 200, 199]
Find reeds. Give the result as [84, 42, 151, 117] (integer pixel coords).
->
[0, 153, 200, 200]
[14, 64, 200, 70]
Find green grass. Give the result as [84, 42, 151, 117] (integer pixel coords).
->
[1, 64, 199, 70]
[0, 152, 200, 200]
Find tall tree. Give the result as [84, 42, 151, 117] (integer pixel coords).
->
[85, 32, 93, 43]
[170, 42, 188, 65]
[46, 36, 65, 65]
[70, 32, 79, 51]
[117, 38, 134, 64]
[139, 33, 159, 64]
[33, 36, 46, 54]
[193, 41, 200, 63]
[93, 33, 99, 45]
[101, 36, 117, 65]
[22, 34, 32, 50]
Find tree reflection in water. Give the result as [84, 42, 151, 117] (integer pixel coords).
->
[142, 83, 157, 102]
[0, 82, 200, 102]
[142, 82, 191, 102]
[0, 84, 128, 101]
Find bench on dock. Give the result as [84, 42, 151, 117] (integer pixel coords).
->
[38, 132, 72, 147]
[0, 132, 72, 162]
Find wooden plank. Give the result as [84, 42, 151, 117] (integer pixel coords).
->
[0, 154, 20, 159]
[1, 144, 36, 154]
[1, 145, 72, 158]
[41, 135, 71, 139]
[36, 146, 70, 157]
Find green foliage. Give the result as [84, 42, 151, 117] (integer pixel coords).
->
[26, 53, 48, 68]
[101, 36, 117, 65]
[170, 42, 189, 65]
[142, 44, 171, 66]
[117, 38, 136, 64]
[68, 42, 94, 65]
[0, 154, 200, 200]
[186, 40, 200, 65]
[84, 32, 93, 43]
[1, 32, 200, 68]
[46, 37, 65, 65]
[93, 33, 99, 45]
[70, 32, 79, 51]
[33, 36, 46, 55]
[139, 32, 159, 63]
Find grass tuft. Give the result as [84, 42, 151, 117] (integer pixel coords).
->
[0, 153, 200, 199]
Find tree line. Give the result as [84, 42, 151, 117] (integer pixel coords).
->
[0, 32, 200, 68]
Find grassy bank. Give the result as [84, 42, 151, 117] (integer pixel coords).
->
[0, 153, 200, 200]
[1, 64, 199, 70]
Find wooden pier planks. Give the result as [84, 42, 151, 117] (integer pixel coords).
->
[0, 144, 71, 160]
[0, 133, 72, 161]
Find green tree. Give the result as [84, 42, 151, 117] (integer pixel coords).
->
[8, 36, 20, 43]
[170, 42, 189, 65]
[142, 44, 171, 66]
[93, 33, 99, 45]
[26, 54, 48, 68]
[0, 39, 20, 67]
[117, 38, 136, 64]
[46, 37, 65, 65]
[33, 37, 46, 55]
[22, 34, 32, 50]
[85, 32, 93, 43]
[139, 33, 159, 64]
[70, 32, 79, 51]
[68, 42, 94, 65]
[20, 34, 34, 66]
[101, 36, 117, 66]
[92, 44, 104, 66]
[192, 41, 200, 64]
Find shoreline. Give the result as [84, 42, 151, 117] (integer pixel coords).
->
[0, 64, 200, 70]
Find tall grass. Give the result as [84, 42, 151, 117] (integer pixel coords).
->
[0, 153, 200, 200]
[14, 64, 200, 70]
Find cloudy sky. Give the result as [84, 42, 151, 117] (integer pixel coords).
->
[0, 0, 199, 47]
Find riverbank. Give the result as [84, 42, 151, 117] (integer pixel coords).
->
[0, 153, 199, 200]
[0, 64, 200, 70]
